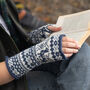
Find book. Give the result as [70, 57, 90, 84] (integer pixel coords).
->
[52, 10, 90, 46]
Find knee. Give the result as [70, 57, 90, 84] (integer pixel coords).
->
[69, 43, 90, 69]
[56, 43, 90, 90]
[58, 43, 90, 76]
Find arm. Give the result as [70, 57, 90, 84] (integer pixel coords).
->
[0, 62, 14, 85]
[0, 35, 80, 85]
[0, 34, 64, 85]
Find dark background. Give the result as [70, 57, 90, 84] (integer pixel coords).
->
[14, 0, 90, 23]
[14, 0, 90, 44]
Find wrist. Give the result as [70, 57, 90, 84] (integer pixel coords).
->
[5, 34, 66, 79]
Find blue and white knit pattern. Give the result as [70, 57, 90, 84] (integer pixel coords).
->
[28, 24, 53, 44]
[5, 34, 66, 79]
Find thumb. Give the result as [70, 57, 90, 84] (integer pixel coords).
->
[48, 25, 62, 32]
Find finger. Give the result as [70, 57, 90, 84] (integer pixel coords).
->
[62, 37, 81, 48]
[48, 26, 62, 32]
[62, 37, 77, 43]
[62, 42, 80, 49]
[62, 48, 79, 54]
[64, 54, 73, 58]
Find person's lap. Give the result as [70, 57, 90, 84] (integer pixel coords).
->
[26, 43, 90, 90]
[26, 61, 62, 90]
[57, 43, 90, 90]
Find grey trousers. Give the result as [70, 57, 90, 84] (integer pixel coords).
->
[26, 43, 90, 90]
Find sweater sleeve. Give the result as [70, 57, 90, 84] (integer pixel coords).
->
[5, 34, 66, 79]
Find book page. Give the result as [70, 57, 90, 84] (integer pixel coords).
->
[52, 10, 90, 45]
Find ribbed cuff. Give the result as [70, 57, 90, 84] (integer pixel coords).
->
[5, 56, 19, 79]
[59, 34, 68, 60]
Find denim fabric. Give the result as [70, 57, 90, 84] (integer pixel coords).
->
[26, 43, 90, 90]
[26, 71, 57, 90]
[57, 43, 90, 90]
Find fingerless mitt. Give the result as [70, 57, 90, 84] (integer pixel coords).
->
[28, 24, 53, 44]
[5, 34, 66, 79]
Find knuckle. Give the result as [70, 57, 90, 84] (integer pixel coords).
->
[66, 42, 69, 47]
[62, 36, 67, 41]
[62, 37, 65, 41]
[73, 49, 75, 52]
[65, 37, 69, 41]
[62, 42, 64, 45]
[64, 48, 68, 53]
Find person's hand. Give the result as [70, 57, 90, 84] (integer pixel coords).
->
[6, 34, 80, 79]
[29, 24, 62, 45]
[48, 26, 80, 58]
[62, 37, 81, 58]
[48, 25, 62, 32]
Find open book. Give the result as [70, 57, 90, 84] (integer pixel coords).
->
[52, 10, 90, 46]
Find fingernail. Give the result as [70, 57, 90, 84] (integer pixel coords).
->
[77, 44, 81, 48]
[75, 49, 78, 53]
[76, 49, 78, 52]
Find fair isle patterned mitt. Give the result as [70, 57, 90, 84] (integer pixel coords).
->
[28, 24, 54, 45]
[5, 34, 66, 79]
